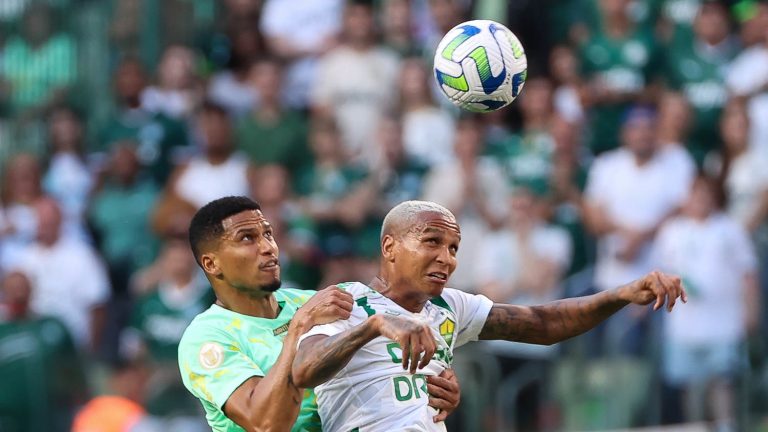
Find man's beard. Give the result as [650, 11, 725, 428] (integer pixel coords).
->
[261, 279, 282, 293]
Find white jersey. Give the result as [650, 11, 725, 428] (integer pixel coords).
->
[298, 282, 493, 432]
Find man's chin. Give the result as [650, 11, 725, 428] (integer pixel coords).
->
[262, 279, 282, 293]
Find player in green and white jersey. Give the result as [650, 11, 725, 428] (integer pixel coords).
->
[293, 201, 688, 431]
[177, 196, 460, 432]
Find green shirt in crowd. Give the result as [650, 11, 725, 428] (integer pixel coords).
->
[0, 316, 85, 432]
[235, 111, 311, 171]
[580, 28, 659, 154]
[664, 41, 736, 165]
[178, 288, 321, 432]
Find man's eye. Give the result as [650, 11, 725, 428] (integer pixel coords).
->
[241, 234, 253, 242]
[264, 231, 274, 239]
[426, 238, 438, 244]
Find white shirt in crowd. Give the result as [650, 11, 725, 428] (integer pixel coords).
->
[474, 224, 572, 301]
[724, 150, 768, 229]
[312, 46, 400, 163]
[585, 147, 695, 291]
[402, 107, 456, 167]
[17, 238, 110, 346]
[726, 45, 768, 156]
[298, 282, 492, 432]
[260, 0, 343, 108]
[207, 71, 259, 118]
[174, 154, 250, 209]
[653, 213, 757, 344]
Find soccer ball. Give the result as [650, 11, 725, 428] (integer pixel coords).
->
[433, 20, 528, 112]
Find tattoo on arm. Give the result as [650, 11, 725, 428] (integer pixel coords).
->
[478, 290, 628, 344]
[293, 323, 377, 388]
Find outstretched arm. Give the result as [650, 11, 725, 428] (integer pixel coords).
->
[478, 271, 685, 345]
[293, 314, 436, 388]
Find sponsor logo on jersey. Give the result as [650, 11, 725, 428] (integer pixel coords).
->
[199, 342, 224, 369]
[273, 322, 290, 336]
[439, 318, 455, 347]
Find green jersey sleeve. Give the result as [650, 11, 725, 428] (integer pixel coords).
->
[178, 324, 263, 411]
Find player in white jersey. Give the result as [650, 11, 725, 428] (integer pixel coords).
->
[293, 201, 687, 432]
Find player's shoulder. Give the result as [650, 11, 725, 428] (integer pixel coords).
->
[275, 287, 316, 307]
[335, 281, 374, 298]
[178, 305, 231, 350]
[435, 288, 486, 311]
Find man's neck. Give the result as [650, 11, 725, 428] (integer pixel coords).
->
[215, 289, 281, 318]
[369, 276, 428, 313]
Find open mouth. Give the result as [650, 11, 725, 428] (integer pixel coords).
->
[426, 272, 448, 283]
[260, 259, 279, 270]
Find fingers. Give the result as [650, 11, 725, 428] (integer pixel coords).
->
[409, 333, 421, 374]
[400, 335, 411, 371]
[428, 396, 452, 412]
[432, 405, 448, 422]
[426, 377, 458, 399]
[649, 272, 687, 312]
[419, 327, 436, 370]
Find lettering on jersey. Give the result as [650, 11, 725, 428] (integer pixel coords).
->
[198, 342, 224, 370]
[386, 342, 453, 365]
[439, 318, 455, 347]
[273, 322, 290, 336]
[393, 374, 428, 402]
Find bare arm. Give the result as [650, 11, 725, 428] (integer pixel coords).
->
[223, 320, 309, 431]
[292, 320, 380, 388]
[479, 271, 686, 345]
[293, 314, 436, 388]
[224, 287, 353, 430]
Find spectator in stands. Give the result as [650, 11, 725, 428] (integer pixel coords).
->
[0, 3, 76, 119]
[654, 175, 760, 431]
[550, 45, 585, 124]
[98, 58, 189, 185]
[72, 358, 155, 432]
[311, 0, 400, 164]
[0, 270, 87, 431]
[486, 77, 556, 193]
[726, 9, 768, 155]
[736, 0, 768, 48]
[398, 57, 455, 167]
[260, 0, 343, 108]
[249, 164, 320, 290]
[163, 101, 252, 211]
[236, 57, 311, 171]
[89, 141, 160, 294]
[381, 0, 422, 57]
[141, 45, 202, 121]
[294, 118, 371, 288]
[0, 154, 44, 269]
[16, 198, 110, 352]
[122, 238, 212, 421]
[663, 0, 737, 166]
[206, 24, 261, 118]
[583, 106, 694, 354]
[579, 0, 660, 155]
[717, 101, 768, 235]
[43, 106, 93, 242]
[422, 116, 509, 291]
[475, 187, 572, 305]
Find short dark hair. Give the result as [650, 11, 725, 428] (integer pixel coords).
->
[188, 196, 261, 266]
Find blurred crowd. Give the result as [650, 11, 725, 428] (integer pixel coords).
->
[0, 0, 767, 431]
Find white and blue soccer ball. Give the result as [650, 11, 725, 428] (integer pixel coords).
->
[433, 20, 528, 112]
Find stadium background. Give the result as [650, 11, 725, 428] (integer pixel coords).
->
[0, 0, 767, 430]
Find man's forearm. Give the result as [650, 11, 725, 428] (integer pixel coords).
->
[478, 288, 629, 345]
[293, 317, 380, 388]
[225, 318, 319, 431]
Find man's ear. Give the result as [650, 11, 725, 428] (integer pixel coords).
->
[201, 252, 221, 277]
[381, 235, 396, 263]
